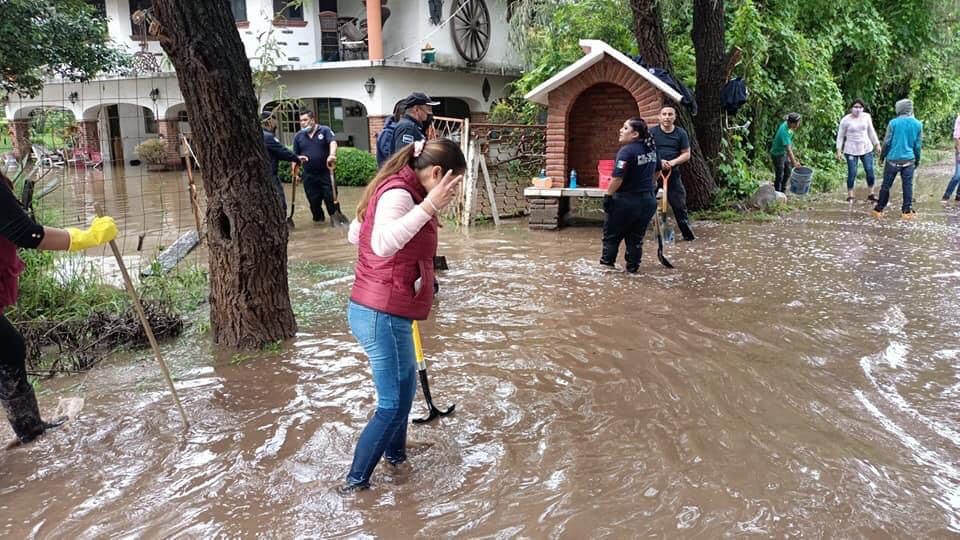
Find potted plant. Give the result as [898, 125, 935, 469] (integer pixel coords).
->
[135, 137, 166, 171]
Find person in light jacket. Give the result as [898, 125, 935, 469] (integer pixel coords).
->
[836, 99, 881, 202]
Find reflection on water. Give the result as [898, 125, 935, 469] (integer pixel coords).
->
[2, 165, 960, 536]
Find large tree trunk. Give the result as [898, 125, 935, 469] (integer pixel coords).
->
[630, 0, 717, 209]
[151, 0, 297, 348]
[692, 0, 725, 165]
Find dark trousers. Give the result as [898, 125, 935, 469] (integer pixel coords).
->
[272, 174, 287, 215]
[665, 171, 695, 240]
[875, 161, 915, 213]
[302, 170, 336, 221]
[772, 154, 791, 192]
[600, 192, 658, 272]
[0, 313, 43, 442]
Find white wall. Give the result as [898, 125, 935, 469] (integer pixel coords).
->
[98, 103, 155, 165]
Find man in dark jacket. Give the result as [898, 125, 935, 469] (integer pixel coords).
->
[391, 92, 440, 154]
[262, 112, 307, 215]
[376, 100, 405, 167]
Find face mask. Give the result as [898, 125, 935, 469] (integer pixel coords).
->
[852, 107, 863, 116]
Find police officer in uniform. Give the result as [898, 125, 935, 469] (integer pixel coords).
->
[261, 112, 307, 215]
[391, 93, 440, 154]
[650, 105, 695, 241]
[293, 110, 338, 223]
[600, 117, 661, 273]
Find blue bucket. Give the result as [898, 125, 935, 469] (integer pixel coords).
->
[789, 166, 814, 195]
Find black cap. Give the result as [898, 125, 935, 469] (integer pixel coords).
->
[260, 111, 273, 120]
[403, 92, 440, 108]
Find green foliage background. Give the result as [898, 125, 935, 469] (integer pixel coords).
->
[503, 0, 960, 201]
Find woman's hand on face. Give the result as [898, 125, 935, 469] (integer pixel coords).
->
[426, 170, 463, 211]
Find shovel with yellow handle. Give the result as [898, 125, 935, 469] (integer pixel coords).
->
[411, 321, 455, 424]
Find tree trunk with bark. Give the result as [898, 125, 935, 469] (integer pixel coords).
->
[692, 0, 726, 165]
[151, 0, 297, 348]
[630, 0, 717, 209]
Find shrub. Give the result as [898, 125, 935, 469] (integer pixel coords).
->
[135, 137, 165, 164]
[334, 146, 377, 186]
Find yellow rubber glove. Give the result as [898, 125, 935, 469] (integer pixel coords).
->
[67, 216, 118, 251]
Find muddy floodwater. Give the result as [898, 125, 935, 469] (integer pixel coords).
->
[3, 162, 960, 537]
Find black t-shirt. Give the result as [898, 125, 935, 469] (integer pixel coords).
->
[612, 140, 660, 193]
[650, 125, 690, 161]
[0, 182, 44, 248]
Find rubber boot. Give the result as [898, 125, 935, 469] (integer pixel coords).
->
[677, 220, 696, 241]
[2, 390, 45, 444]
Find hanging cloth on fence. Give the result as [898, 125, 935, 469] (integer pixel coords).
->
[631, 55, 698, 115]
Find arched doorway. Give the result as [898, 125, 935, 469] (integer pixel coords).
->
[566, 83, 639, 187]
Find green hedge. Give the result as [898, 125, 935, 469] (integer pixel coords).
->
[334, 147, 377, 186]
[277, 146, 377, 187]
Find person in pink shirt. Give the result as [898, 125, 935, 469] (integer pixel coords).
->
[341, 138, 465, 493]
[942, 113, 960, 203]
[836, 99, 881, 202]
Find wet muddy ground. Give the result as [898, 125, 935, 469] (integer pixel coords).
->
[3, 161, 960, 537]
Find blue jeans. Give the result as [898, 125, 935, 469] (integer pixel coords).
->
[943, 152, 960, 200]
[875, 161, 915, 213]
[845, 152, 875, 190]
[345, 301, 417, 487]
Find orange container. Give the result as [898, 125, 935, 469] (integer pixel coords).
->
[598, 160, 614, 190]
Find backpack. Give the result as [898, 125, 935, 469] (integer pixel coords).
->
[721, 77, 748, 115]
[376, 118, 397, 167]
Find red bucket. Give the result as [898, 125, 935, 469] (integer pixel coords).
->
[598, 160, 614, 190]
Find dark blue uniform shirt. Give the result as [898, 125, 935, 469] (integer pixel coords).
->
[262, 129, 299, 177]
[293, 125, 336, 175]
[391, 114, 425, 154]
[612, 140, 660, 193]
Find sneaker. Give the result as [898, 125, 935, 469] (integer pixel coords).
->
[901, 209, 917, 221]
[337, 483, 369, 495]
[871, 209, 884, 219]
[867, 194, 878, 202]
[943, 197, 951, 205]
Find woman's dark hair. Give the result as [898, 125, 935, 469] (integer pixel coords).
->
[356, 138, 467, 221]
[392, 100, 405, 122]
[849, 98, 868, 111]
[626, 117, 655, 147]
[786, 112, 802, 125]
[0, 170, 13, 191]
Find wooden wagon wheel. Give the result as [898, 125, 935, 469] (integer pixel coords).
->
[450, 0, 491, 63]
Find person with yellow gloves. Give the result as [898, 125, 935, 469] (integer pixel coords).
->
[0, 170, 118, 444]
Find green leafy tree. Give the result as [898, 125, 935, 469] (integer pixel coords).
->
[0, 0, 126, 98]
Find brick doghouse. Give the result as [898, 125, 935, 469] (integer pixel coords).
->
[523, 39, 683, 229]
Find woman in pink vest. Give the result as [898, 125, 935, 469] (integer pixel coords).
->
[342, 138, 465, 492]
[0, 171, 117, 444]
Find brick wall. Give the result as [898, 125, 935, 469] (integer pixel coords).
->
[157, 120, 183, 169]
[463, 124, 545, 222]
[568, 83, 638, 187]
[545, 56, 664, 188]
[367, 115, 388, 155]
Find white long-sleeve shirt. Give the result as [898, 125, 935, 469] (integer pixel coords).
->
[348, 189, 432, 257]
[836, 113, 880, 156]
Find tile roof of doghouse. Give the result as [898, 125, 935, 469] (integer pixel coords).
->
[524, 39, 684, 106]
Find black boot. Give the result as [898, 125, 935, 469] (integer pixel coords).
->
[2, 390, 44, 443]
[1, 390, 65, 445]
[677, 220, 696, 241]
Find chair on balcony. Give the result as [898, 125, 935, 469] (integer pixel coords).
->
[319, 11, 341, 62]
[338, 0, 390, 44]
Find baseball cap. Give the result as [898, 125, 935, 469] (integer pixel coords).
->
[404, 92, 440, 108]
[260, 111, 273, 120]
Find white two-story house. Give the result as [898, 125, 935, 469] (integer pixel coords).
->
[4, 0, 521, 167]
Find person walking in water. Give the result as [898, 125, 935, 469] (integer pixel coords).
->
[836, 99, 881, 202]
[651, 105, 695, 241]
[942, 112, 960, 204]
[770, 113, 802, 193]
[261, 112, 308, 215]
[600, 117, 660, 273]
[873, 99, 923, 220]
[0, 171, 118, 444]
[341, 139, 465, 493]
[292, 110, 338, 223]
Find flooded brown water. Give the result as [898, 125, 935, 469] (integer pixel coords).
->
[3, 162, 960, 537]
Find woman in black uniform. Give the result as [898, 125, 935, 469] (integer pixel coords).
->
[600, 117, 660, 273]
[0, 170, 117, 444]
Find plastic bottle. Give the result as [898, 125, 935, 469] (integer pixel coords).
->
[569, 169, 578, 189]
[538, 168, 546, 178]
